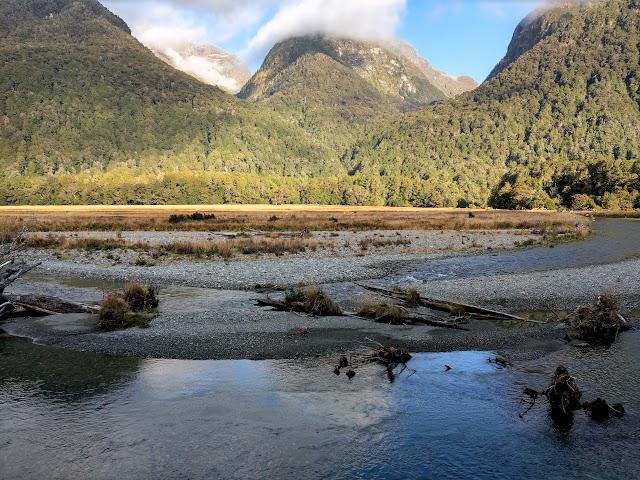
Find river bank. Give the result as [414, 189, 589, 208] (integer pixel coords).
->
[2, 222, 638, 361]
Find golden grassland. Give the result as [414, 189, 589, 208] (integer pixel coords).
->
[21, 234, 331, 259]
[0, 205, 589, 233]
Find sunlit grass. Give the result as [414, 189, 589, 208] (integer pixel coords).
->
[0, 205, 589, 233]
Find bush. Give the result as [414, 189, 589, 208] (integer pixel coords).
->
[284, 284, 342, 316]
[168, 212, 216, 224]
[357, 302, 404, 324]
[98, 294, 133, 331]
[98, 284, 159, 331]
[571, 194, 598, 210]
[123, 283, 159, 311]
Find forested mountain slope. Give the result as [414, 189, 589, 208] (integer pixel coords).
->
[239, 36, 476, 160]
[351, 0, 640, 209]
[0, 0, 340, 203]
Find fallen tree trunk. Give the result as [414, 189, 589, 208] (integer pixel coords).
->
[355, 282, 542, 323]
[256, 298, 468, 330]
[0, 262, 41, 293]
[5, 294, 100, 315]
[344, 310, 469, 331]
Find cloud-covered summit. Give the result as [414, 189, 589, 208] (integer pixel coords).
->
[104, 0, 407, 59]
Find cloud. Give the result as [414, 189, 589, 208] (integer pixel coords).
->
[103, 0, 274, 47]
[162, 49, 243, 92]
[246, 0, 407, 61]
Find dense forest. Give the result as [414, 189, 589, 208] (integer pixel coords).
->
[0, 0, 639, 208]
[350, 0, 640, 210]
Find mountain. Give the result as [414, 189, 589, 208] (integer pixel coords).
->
[487, 2, 586, 80]
[350, 0, 640, 209]
[148, 42, 251, 94]
[238, 36, 477, 161]
[384, 38, 478, 97]
[240, 36, 476, 109]
[0, 0, 342, 204]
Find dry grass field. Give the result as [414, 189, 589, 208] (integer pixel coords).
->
[0, 205, 587, 233]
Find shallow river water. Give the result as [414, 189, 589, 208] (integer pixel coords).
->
[1, 332, 638, 480]
[393, 218, 640, 282]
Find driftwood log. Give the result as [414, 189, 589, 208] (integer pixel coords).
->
[0, 261, 41, 293]
[5, 294, 99, 316]
[256, 298, 469, 330]
[1, 260, 100, 319]
[355, 282, 545, 324]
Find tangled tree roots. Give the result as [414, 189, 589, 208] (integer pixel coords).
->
[544, 366, 582, 416]
[523, 366, 625, 424]
[334, 342, 414, 382]
[574, 293, 628, 345]
[582, 398, 625, 421]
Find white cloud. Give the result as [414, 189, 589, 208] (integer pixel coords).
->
[163, 49, 242, 92]
[103, 0, 273, 47]
[246, 0, 406, 61]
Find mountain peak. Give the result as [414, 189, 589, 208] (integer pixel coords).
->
[239, 35, 476, 107]
[485, 1, 594, 80]
[0, 0, 131, 40]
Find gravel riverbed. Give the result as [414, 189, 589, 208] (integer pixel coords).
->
[3, 228, 638, 361]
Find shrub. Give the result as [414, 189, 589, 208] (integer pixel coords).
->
[571, 194, 598, 211]
[123, 283, 159, 312]
[284, 283, 306, 305]
[404, 288, 421, 308]
[168, 212, 216, 223]
[284, 284, 342, 316]
[357, 302, 404, 324]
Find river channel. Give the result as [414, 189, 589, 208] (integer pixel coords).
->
[1, 218, 639, 479]
[391, 217, 640, 282]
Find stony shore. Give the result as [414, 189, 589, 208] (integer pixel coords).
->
[2, 228, 638, 361]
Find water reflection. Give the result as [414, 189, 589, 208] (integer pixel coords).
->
[0, 337, 140, 400]
[1, 337, 638, 479]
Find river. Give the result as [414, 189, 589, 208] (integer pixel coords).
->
[1, 333, 638, 480]
[1, 219, 639, 479]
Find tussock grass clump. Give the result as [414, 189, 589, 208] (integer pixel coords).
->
[162, 237, 320, 258]
[284, 284, 342, 316]
[124, 283, 159, 312]
[359, 237, 412, 250]
[357, 302, 404, 325]
[21, 233, 326, 259]
[99, 295, 129, 325]
[98, 284, 159, 331]
[23, 234, 147, 251]
[301, 286, 342, 316]
[404, 288, 421, 308]
[98, 294, 149, 331]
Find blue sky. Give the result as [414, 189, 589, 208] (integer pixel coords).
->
[103, 0, 546, 83]
[399, 1, 539, 80]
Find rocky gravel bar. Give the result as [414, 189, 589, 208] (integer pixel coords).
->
[2, 228, 638, 361]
